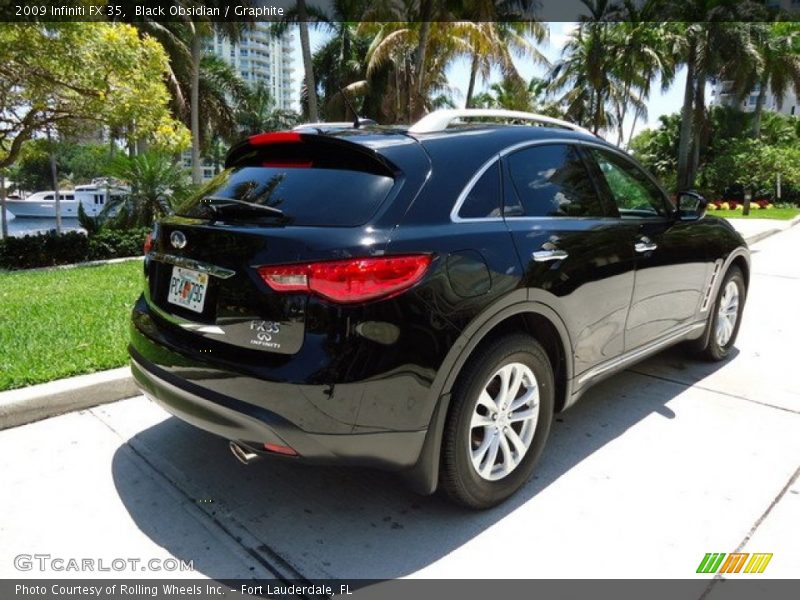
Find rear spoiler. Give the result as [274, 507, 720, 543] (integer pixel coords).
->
[224, 131, 398, 177]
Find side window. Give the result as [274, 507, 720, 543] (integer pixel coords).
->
[505, 144, 606, 218]
[458, 161, 501, 219]
[588, 148, 668, 218]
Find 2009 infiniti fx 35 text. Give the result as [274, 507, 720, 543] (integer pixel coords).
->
[130, 109, 749, 508]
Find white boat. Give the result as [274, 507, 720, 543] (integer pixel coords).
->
[2, 207, 15, 222]
[4, 185, 128, 218]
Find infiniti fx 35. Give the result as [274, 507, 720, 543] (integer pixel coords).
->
[129, 110, 749, 508]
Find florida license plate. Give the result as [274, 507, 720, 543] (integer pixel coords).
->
[167, 267, 208, 313]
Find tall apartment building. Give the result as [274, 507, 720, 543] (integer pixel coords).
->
[710, 80, 798, 117]
[209, 25, 296, 110]
[710, 1, 799, 116]
[186, 25, 296, 181]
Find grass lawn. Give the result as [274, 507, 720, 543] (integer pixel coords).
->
[0, 260, 143, 392]
[709, 207, 800, 220]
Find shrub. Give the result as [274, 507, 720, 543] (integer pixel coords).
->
[87, 228, 150, 260]
[0, 227, 149, 270]
[0, 231, 89, 270]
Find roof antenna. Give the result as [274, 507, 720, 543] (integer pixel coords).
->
[339, 86, 362, 129]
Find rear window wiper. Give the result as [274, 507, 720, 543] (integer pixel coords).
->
[202, 196, 285, 218]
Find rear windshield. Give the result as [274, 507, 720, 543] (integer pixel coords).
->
[176, 166, 395, 227]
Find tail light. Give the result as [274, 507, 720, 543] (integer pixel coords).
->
[143, 232, 153, 255]
[257, 255, 432, 304]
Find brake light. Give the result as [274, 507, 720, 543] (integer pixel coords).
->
[143, 232, 153, 254]
[257, 255, 432, 304]
[249, 131, 301, 146]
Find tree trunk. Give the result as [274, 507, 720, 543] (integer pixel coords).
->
[690, 71, 706, 187]
[627, 106, 641, 148]
[297, 0, 318, 123]
[1, 171, 7, 240]
[412, 7, 433, 120]
[190, 33, 202, 185]
[592, 89, 603, 135]
[752, 78, 768, 138]
[465, 53, 479, 108]
[50, 151, 61, 235]
[677, 53, 696, 190]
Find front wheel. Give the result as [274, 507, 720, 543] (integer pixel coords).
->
[696, 265, 746, 361]
[441, 334, 554, 509]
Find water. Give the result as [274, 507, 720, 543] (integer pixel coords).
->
[2, 217, 84, 238]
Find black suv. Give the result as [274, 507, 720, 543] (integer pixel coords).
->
[129, 109, 749, 509]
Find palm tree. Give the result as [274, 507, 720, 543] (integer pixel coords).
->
[549, 23, 625, 134]
[101, 151, 190, 229]
[296, 0, 318, 122]
[661, 1, 766, 189]
[601, 11, 680, 146]
[236, 82, 301, 136]
[131, 12, 252, 183]
[361, 21, 474, 123]
[458, 0, 548, 108]
[732, 23, 800, 138]
[194, 55, 251, 146]
[463, 21, 549, 109]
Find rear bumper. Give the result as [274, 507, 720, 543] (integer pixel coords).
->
[129, 348, 427, 470]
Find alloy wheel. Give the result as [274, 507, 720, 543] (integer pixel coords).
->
[469, 362, 540, 481]
[716, 280, 740, 347]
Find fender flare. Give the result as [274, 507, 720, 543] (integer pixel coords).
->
[400, 289, 574, 494]
[693, 245, 751, 349]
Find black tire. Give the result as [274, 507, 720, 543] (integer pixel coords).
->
[441, 333, 554, 509]
[693, 266, 746, 361]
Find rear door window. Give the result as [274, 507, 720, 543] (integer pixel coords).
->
[505, 144, 607, 218]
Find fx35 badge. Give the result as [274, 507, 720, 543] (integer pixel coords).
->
[249, 320, 281, 349]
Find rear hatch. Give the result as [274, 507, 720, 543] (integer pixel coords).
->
[144, 130, 427, 357]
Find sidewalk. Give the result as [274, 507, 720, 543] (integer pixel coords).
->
[0, 227, 799, 581]
[726, 214, 800, 244]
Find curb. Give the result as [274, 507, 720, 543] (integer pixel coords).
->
[3, 255, 143, 274]
[745, 229, 782, 245]
[0, 367, 137, 431]
[739, 214, 800, 245]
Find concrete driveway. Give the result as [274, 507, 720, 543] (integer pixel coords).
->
[1, 226, 798, 582]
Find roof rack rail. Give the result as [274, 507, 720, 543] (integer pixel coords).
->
[292, 120, 377, 132]
[408, 109, 593, 136]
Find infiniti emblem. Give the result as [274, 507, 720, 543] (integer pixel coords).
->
[170, 230, 187, 249]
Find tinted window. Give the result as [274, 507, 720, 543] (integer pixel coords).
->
[177, 166, 395, 227]
[589, 148, 668, 218]
[458, 162, 502, 219]
[506, 144, 605, 218]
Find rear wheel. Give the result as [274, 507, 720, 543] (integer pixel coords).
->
[694, 266, 746, 361]
[441, 334, 554, 509]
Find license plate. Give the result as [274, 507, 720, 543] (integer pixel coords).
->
[167, 267, 208, 313]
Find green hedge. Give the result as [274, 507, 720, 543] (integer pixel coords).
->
[0, 228, 149, 270]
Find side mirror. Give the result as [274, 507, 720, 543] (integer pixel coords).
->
[676, 190, 708, 221]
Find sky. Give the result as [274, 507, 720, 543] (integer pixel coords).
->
[299, 22, 688, 145]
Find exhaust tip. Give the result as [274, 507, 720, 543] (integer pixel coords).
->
[229, 441, 260, 465]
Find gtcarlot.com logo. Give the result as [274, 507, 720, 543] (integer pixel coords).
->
[14, 554, 193, 573]
[697, 552, 773, 574]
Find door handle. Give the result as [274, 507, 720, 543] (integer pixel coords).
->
[532, 249, 569, 262]
[634, 236, 658, 253]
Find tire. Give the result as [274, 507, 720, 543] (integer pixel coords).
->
[441, 333, 554, 509]
[694, 266, 746, 361]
